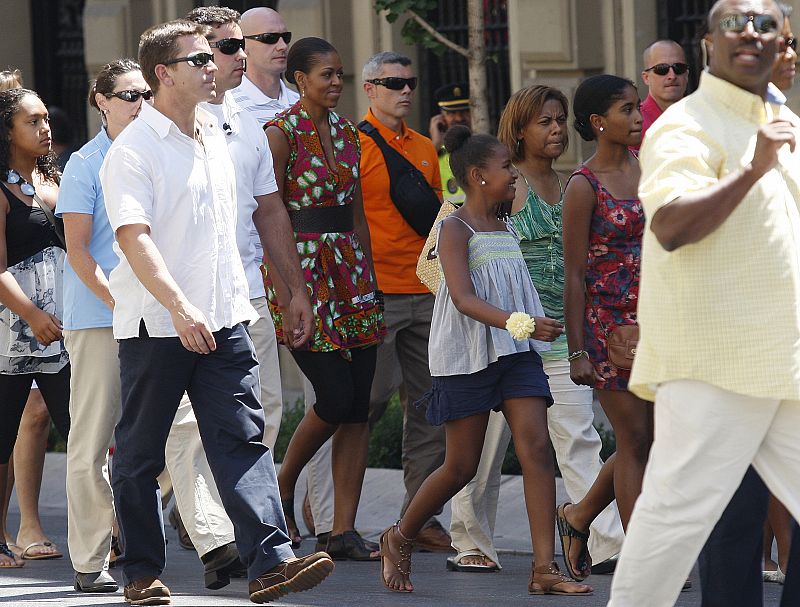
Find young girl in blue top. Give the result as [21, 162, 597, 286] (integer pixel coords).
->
[379, 125, 593, 597]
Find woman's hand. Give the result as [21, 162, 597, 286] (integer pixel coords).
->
[532, 317, 564, 342]
[26, 308, 62, 346]
[570, 355, 600, 387]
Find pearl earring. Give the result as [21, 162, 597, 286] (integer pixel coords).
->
[301, 89, 305, 97]
[480, 179, 486, 185]
[599, 126, 604, 132]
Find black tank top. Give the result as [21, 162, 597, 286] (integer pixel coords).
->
[0, 181, 63, 267]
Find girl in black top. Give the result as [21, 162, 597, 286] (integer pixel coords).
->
[0, 88, 70, 568]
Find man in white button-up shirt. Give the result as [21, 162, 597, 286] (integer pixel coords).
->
[100, 20, 332, 605]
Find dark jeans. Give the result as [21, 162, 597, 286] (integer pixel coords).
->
[0, 365, 70, 463]
[700, 466, 799, 607]
[112, 323, 293, 585]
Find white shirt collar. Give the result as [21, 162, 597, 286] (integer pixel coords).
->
[138, 102, 221, 139]
[238, 74, 295, 104]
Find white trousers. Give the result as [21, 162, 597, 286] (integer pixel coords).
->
[609, 379, 800, 607]
[64, 328, 234, 571]
[450, 358, 624, 566]
[248, 296, 283, 450]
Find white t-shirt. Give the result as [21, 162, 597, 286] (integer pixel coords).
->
[202, 92, 278, 299]
[101, 102, 257, 339]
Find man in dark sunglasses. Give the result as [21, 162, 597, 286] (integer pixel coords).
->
[234, 7, 298, 124]
[636, 39, 689, 150]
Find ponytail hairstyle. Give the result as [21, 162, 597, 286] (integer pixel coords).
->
[88, 59, 142, 126]
[444, 125, 505, 190]
[572, 74, 636, 142]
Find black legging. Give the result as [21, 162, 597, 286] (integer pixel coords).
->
[292, 346, 377, 425]
[0, 365, 70, 464]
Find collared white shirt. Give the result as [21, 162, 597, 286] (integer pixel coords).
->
[100, 102, 257, 339]
[202, 92, 278, 299]
[232, 74, 299, 125]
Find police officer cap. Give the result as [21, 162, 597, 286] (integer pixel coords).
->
[435, 82, 470, 111]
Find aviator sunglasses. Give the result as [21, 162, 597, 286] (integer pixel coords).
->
[210, 37, 246, 55]
[244, 31, 292, 45]
[718, 13, 780, 35]
[163, 52, 215, 68]
[366, 77, 418, 91]
[105, 89, 153, 102]
[644, 62, 689, 76]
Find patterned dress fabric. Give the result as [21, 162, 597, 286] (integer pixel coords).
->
[571, 165, 643, 391]
[265, 102, 385, 352]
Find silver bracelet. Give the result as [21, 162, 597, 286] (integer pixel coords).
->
[567, 350, 588, 362]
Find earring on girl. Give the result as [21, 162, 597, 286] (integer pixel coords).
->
[599, 126, 604, 132]
[480, 179, 486, 185]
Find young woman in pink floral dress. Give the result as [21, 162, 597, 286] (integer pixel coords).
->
[265, 37, 385, 561]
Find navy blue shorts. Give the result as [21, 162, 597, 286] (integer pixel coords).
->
[420, 351, 553, 426]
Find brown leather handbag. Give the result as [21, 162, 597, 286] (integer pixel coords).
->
[605, 324, 639, 370]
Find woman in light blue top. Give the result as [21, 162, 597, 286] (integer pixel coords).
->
[378, 126, 592, 598]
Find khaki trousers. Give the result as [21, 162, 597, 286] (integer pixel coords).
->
[64, 328, 234, 572]
[248, 296, 283, 450]
[450, 358, 624, 566]
[609, 380, 800, 607]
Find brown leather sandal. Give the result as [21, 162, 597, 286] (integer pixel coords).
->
[529, 561, 593, 596]
[379, 522, 414, 593]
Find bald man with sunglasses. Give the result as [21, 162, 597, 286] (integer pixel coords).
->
[634, 39, 690, 151]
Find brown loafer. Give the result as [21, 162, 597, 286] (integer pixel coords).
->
[414, 519, 455, 553]
[248, 551, 334, 604]
[123, 576, 170, 605]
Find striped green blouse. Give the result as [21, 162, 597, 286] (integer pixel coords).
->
[509, 175, 567, 361]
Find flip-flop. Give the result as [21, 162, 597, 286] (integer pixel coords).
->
[0, 543, 24, 568]
[21, 541, 63, 560]
[446, 550, 499, 572]
[556, 503, 590, 581]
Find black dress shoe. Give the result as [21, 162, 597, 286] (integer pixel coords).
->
[591, 555, 618, 575]
[74, 570, 119, 593]
[201, 542, 247, 590]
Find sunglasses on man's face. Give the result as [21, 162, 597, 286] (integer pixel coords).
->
[243, 31, 292, 45]
[105, 89, 153, 102]
[366, 77, 418, 91]
[644, 62, 689, 76]
[718, 13, 780, 35]
[210, 37, 245, 55]
[163, 52, 215, 68]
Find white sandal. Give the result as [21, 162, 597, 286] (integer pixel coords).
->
[446, 549, 499, 572]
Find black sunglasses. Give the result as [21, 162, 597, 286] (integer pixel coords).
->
[781, 36, 798, 52]
[163, 52, 215, 68]
[718, 14, 780, 35]
[366, 77, 418, 91]
[105, 89, 153, 103]
[210, 37, 246, 55]
[644, 62, 689, 76]
[244, 31, 292, 45]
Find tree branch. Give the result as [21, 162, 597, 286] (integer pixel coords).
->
[407, 9, 469, 57]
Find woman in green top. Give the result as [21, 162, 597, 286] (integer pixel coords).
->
[445, 85, 623, 575]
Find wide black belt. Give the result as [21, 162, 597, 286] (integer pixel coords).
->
[288, 204, 353, 233]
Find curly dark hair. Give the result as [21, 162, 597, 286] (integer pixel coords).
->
[0, 88, 60, 184]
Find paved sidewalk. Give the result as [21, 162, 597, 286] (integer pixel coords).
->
[0, 454, 786, 606]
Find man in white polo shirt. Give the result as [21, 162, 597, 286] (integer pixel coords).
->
[100, 19, 331, 605]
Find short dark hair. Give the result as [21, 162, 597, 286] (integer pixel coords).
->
[184, 5, 240, 27]
[138, 20, 211, 94]
[0, 88, 60, 184]
[443, 125, 504, 190]
[88, 59, 141, 112]
[285, 37, 338, 85]
[572, 74, 636, 142]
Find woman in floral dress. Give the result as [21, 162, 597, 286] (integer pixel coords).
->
[558, 75, 653, 581]
[265, 37, 385, 560]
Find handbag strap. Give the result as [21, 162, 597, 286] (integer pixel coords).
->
[33, 192, 66, 249]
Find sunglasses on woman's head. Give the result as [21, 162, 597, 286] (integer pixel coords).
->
[243, 31, 292, 45]
[105, 90, 153, 102]
[210, 37, 246, 55]
[163, 52, 215, 68]
[644, 62, 689, 76]
[718, 13, 779, 35]
[366, 77, 418, 91]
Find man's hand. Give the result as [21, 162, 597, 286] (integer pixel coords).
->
[26, 309, 62, 346]
[532, 317, 564, 342]
[170, 302, 216, 354]
[429, 114, 446, 150]
[283, 294, 314, 350]
[750, 119, 797, 177]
